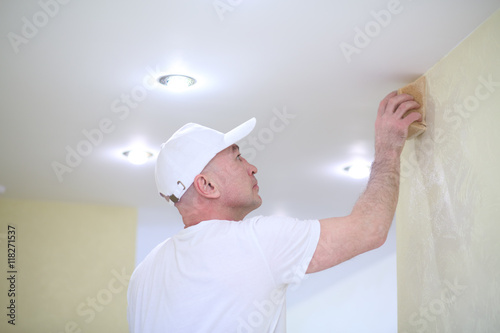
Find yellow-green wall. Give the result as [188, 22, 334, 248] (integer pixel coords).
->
[397, 9, 500, 332]
[0, 198, 136, 333]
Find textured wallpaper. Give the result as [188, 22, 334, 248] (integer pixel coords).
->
[397, 9, 500, 333]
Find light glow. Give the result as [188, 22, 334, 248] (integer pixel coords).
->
[344, 162, 371, 179]
[158, 75, 196, 91]
[123, 150, 153, 165]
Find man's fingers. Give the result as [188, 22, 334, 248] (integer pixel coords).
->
[402, 111, 422, 126]
[385, 93, 416, 115]
[394, 100, 420, 118]
[377, 91, 398, 117]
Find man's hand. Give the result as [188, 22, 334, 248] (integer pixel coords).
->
[375, 91, 421, 157]
[306, 91, 421, 274]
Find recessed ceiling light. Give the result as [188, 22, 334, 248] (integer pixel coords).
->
[344, 162, 371, 179]
[158, 74, 196, 90]
[123, 150, 153, 165]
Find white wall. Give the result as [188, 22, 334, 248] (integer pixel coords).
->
[287, 221, 397, 333]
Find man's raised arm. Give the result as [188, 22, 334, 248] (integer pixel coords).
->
[307, 91, 421, 274]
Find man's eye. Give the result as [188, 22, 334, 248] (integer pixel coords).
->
[236, 154, 242, 160]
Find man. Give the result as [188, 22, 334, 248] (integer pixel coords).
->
[127, 91, 421, 332]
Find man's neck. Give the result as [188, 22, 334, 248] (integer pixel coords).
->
[181, 207, 250, 228]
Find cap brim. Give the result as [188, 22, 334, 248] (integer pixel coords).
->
[224, 117, 256, 146]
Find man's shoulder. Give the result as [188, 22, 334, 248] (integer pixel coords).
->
[197, 215, 307, 231]
[242, 215, 320, 227]
[132, 237, 171, 272]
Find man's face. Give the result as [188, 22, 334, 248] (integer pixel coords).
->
[206, 144, 262, 214]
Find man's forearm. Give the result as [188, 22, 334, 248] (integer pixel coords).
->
[306, 92, 421, 273]
[348, 90, 421, 245]
[351, 150, 401, 244]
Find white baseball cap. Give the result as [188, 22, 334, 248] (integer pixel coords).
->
[155, 118, 256, 204]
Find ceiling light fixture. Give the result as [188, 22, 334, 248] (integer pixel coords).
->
[123, 150, 153, 165]
[158, 74, 196, 90]
[344, 162, 371, 179]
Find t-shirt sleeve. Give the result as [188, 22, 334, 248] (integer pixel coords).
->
[248, 215, 320, 287]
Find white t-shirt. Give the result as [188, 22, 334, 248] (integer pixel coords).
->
[127, 215, 320, 333]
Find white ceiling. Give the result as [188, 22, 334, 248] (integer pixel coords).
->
[1, 0, 499, 219]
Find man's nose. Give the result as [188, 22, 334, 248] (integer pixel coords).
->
[251, 164, 258, 175]
[246, 160, 258, 175]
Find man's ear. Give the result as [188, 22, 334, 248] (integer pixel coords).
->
[192, 174, 220, 199]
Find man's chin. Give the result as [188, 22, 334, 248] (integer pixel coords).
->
[254, 196, 263, 209]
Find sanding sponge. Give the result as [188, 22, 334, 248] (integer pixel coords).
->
[397, 76, 426, 139]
